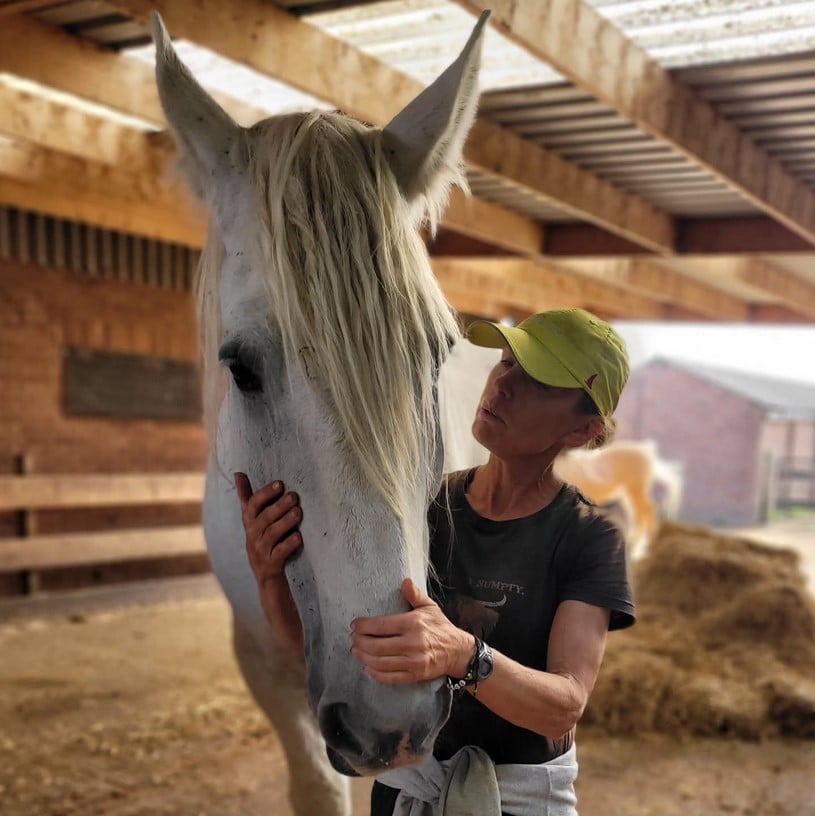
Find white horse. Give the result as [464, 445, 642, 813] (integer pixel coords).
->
[151, 11, 488, 816]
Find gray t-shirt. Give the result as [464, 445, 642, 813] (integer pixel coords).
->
[370, 468, 635, 816]
[429, 468, 635, 765]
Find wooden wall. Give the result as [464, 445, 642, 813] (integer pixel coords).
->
[0, 208, 209, 594]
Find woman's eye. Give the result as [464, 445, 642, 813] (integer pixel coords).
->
[228, 362, 262, 393]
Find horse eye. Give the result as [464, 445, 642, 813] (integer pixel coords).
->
[227, 361, 262, 393]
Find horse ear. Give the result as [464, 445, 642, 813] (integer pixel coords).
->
[151, 12, 246, 201]
[382, 10, 489, 204]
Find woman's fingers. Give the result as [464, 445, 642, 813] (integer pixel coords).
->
[255, 493, 300, 531]
[244, 480, 286, 522]
[352, 634, 410, 657]
[262, 531, 303, 578]
[234, 472, 254, 506]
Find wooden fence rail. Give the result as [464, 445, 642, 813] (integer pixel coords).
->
[0, 472, 205, 511]
[0, 472, 207, 575]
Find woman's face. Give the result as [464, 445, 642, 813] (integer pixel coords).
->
[472, 348, 597, 459]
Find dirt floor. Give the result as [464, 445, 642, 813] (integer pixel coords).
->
[1, 519, 814, 816]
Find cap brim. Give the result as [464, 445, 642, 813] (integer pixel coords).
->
[467, 321, 583, 389]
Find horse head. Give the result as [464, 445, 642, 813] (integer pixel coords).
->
[151, 12, 487, 775]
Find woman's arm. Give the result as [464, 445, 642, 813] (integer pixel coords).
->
[467, 600, 609, 738]
[235, 473, 305, 659]
[352, 584, 609, 739]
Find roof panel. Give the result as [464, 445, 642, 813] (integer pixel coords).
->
[588, 0, 815, 67]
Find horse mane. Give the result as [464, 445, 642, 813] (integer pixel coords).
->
[198, 110, 462, 519]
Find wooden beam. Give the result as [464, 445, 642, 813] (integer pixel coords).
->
[431, 257, 665, 319]
[738, 260, 815, 318]
[560, 259, 751, 321]
[676, 217, 814, 256]
[0, 1, 62, 15]
[0, 473, 205, 512]
[458, 0, 815, 247]
[0, 16, 545, 256]
[0, 141, 205, 246]
[545, 224, 651, 257]
[0, 83, 171, 174]
[548, 217, 815, 257]
[110, 0, 675, 253]
[0, 13, 270, 127]
[0, 525, 206, 571]
[444, 189, 544, 255]
[748, 304, 815, 324]
[466, 119, 673, 252]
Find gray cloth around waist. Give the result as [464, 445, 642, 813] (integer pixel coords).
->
[377, 743, 578, 816]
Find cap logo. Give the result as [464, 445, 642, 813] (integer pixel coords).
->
[586, 373, 598, 389]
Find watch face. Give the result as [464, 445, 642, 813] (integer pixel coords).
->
[477, 644, 494, 680]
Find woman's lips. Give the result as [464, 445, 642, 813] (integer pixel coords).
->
[480, 405, 504, 423]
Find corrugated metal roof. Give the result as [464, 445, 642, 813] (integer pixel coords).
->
[588, 0, 815, 67]
[22, 1, 815, 223]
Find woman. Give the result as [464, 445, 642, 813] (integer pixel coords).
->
[236, 308, 635, 815]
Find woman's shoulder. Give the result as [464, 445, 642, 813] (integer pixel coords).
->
[558, 484, 628, 542]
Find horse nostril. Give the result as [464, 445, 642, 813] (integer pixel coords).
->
[319, 702, 365, 758]
[319, 702, 403, 768]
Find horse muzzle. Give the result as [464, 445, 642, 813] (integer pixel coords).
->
[317, 682, 451, 776]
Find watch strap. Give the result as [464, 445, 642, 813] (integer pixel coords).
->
[446, 635, 481, 692]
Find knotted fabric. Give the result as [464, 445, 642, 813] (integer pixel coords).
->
[377, 743, 578, 816]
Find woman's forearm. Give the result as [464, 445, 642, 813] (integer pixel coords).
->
[466, 648, 586, 739]
[260, 581, 305, 660]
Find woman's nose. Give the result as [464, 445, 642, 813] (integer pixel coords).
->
[494, 369, 513, 397]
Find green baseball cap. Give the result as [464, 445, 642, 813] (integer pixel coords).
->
[467, 308, 630, 417]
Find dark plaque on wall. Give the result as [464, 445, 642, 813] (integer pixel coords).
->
[63, 348, 202, 422]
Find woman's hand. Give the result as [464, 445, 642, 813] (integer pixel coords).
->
[351, 578, 475, 685]
[234, 472, 305, 658]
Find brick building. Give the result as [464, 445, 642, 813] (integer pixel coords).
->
[616, 358, 815, 527]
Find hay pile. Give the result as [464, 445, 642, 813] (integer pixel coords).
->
[584, 521, 815, 739]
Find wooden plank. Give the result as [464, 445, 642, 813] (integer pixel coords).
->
[111, 0, 675, 252]
[0, 141, 205, 246]
[561, 259, 750, 321]
[457, 0, 815, 247]
[0, 83, 170, 174]
[0, 525, 206, 570]
[0, 13, 271, 127]
[0, 1, 63, 15]
[444, 188, 544, 254]
[738, 260, 815, 318]
[431, 257, 665, 320]
[0, 473, 205, 511]
[547, 217, 814, 256]
[465, 118, 674, 252]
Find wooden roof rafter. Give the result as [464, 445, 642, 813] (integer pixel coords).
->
[457, 0, 815, 248]
[107, 0, 675, 253]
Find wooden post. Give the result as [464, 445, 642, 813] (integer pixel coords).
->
[0, 206, 10, 261]
[764, 453, 779, 523]
[14, 453, 41, 594]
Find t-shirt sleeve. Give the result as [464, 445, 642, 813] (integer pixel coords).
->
[558, 514, 636, 630]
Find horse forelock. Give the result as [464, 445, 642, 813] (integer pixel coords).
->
[198, 110, 461, 524]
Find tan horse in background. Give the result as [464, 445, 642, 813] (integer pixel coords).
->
[555, 440, 684, 555]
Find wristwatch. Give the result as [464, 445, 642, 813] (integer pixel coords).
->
[474, 638, 495, 683]
[447, 636, 494, 693]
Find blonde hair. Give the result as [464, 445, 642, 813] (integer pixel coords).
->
[199, 111, 462, 518]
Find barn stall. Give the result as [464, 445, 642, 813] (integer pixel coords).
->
[1, 1, 815, 814]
